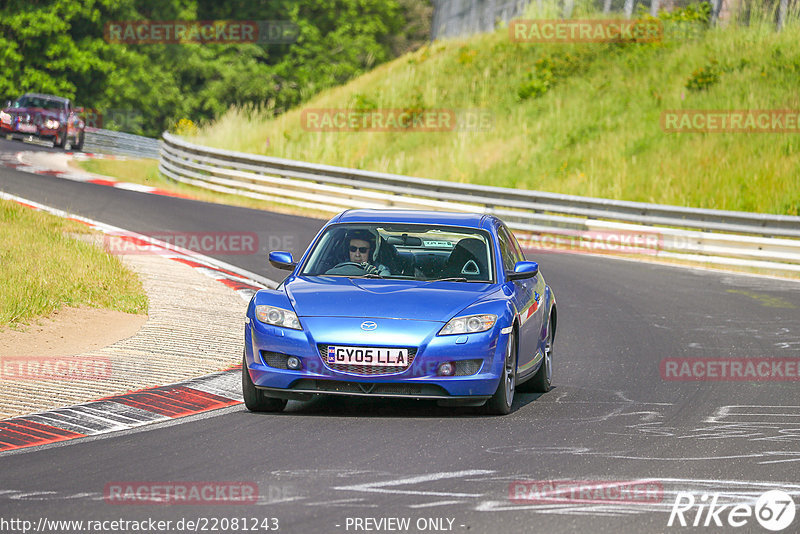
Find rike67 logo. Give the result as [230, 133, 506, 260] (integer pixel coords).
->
[668, 490, 796, 531]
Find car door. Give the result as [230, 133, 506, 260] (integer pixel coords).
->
[498, 225, 539, 375]
[509, 227, 546, 378]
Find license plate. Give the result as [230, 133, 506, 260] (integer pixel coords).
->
[16, 124, 36, 133]
[327, 346, 409, 367]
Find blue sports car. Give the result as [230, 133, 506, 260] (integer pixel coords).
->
[243, 210, 557, 415]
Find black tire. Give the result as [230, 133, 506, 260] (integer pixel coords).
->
[520, 317, 553, 393]
[483, 329, 517, 415]
[54, 128, 67, 149]
[73, 130, 85, 151]
[242, 353, 287, 412]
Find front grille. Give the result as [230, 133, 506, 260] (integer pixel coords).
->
[260, 350, 290, 369]
[318, 344, 417, 375]
[291, 379, 447, 397]
[455, 359, 483, 376]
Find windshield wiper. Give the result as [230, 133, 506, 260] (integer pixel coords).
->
[428, 277, 468, 282]
[348, 273, 384, 279]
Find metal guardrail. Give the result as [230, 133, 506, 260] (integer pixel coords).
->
[431, 0, 530, 40]
[159, 131, 800, 273]
[84, 128, 160, 159]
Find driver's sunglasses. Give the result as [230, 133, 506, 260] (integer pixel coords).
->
[349, 246, 369, 253]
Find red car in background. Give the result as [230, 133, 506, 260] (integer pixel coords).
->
[0, 93, 85, 150]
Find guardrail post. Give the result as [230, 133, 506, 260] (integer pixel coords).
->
[563, 0, 574, 19]
[650, 0, 660, 17]
[777, 0, 788, 31]
[624, 0, 635, 18]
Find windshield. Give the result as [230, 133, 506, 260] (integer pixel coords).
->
[14, 95, 66, 111]
[299, 223, 495, 282]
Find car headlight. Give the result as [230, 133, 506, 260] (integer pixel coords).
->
[0, 112, 10, 124]
[45, 119, 60, 129]
[255, 305, 301, 330]
[438, 313, 497, 335]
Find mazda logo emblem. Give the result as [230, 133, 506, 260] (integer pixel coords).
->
[360, 321, 377, 331]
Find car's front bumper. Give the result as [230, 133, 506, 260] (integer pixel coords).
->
[2, 124, 38, 136]
[245, 316, 507, 401]
[2, 125, 56, 140]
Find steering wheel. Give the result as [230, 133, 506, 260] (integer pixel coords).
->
[325, 262, 371, 276]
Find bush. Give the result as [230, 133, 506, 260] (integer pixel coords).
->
[686, 59, 721, 91]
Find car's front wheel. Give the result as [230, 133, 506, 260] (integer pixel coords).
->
[73, 130, 85, 151]
[242, 353, 287, 413]
[484, 330, 516, 415]
[53, 128, 67, 149]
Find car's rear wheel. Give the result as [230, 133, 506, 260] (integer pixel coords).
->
[242, 353, 287, 412]
[523, 317, 553, 393]
[484, 330, 516, 415]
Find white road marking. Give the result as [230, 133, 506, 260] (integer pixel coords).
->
[706, 405, 800, 424]
[408, 500, 465, 508]
[333, 470, 494, 498]
[8, 491, 58, 500]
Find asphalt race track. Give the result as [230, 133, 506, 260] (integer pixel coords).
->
[1, 139, 799, 534]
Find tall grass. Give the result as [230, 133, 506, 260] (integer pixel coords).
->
[0, 200, 147, 327]
[192, 9, 800, 215]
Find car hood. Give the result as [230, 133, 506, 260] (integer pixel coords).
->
[285, 276, 498, 321]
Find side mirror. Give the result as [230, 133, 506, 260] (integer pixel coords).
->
[507, 261, 538, 281]
[269, 251, 296, 271]
[4, 101, 10, 108]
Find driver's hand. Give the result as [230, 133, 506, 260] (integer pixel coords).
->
[361, 263, 379, 275]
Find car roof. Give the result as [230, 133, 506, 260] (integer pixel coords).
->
[20, 93, 69, 103]
[333, 209, 493, 229]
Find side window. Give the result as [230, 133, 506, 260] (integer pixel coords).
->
[507, 227, 526, 262]
[497, 227, 516, 273]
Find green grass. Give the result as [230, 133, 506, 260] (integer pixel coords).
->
[189, 7, 800, 215]
[0, 199, 148, 327]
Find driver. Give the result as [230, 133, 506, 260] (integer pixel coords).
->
[336, 229, 390, 276]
